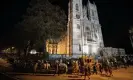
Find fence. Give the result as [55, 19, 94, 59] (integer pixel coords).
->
[48, 54, 101, 60]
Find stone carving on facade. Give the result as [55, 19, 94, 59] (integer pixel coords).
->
[77, 24, 80, 29]
[67, 0, 105, 55]
[83, 6, 87, 18]
[76, 14, 80, 19]
[45, 0, 126, 57]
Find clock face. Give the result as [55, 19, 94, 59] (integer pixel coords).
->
[76, 14, 80, 19]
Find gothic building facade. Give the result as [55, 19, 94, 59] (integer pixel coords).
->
[67, 0, 104, 56]
[46, 0, 126, 57]
[102, 47, 126, 57]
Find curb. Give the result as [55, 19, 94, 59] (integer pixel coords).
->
[6, 72, 56, 76]
[0, 73, 19, 80]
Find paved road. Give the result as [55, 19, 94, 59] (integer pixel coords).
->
[0, 73, 18, 80]
[7, 66, 133, 80]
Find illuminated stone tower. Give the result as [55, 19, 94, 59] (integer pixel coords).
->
[67, 0, 104, 56]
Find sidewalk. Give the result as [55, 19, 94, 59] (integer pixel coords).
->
[0, 73, 19, 80]
[6, 72, 55, 76]
[6, 72, 87, 79]
[6, 67, 133, 80]
[5, 72, 112, 80]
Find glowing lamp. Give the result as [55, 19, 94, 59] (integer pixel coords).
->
[30, 49, 37, 54]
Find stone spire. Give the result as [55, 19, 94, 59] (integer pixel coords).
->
[83, 5, 87, 19]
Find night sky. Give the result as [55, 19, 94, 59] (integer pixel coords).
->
[1, 0, 133, 53]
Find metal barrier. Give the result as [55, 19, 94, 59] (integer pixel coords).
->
[48, 54, 101, 60]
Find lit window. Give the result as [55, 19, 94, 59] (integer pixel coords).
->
[48, 49, 51, 53]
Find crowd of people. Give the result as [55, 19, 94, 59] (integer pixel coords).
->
[10, 55, 133, 78]
[0, 53, 130, 80]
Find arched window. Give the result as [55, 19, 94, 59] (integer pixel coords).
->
[92, 10, 95, 16]
[87, 8, 90, 20]
[79, 44, 81, 51]
[86, 26, 90, 31]
[76, 14, 80, 19]
[86, 32, 90, 35]
[77, 24, 80, 29]
[94, 33, 98, 39]
[76, 4, 79, 11]
[87, 36, 91, 41]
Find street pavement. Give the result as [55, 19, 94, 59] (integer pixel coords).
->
[5, 66, 133, 80]
[0, 73, 18, 80]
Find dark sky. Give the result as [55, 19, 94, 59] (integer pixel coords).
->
[1, 0, 133, 52]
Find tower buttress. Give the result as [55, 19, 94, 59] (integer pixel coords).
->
[71, 0, 84, 55]
[87, 1, 99, 24]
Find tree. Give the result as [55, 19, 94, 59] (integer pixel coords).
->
[15, 0, 67, 53]
[129, 26, 133, 49]
[129, 26, 133, 33]
[42, 52, 49, 60]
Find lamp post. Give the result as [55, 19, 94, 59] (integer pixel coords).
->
[30, 49, 37, 55]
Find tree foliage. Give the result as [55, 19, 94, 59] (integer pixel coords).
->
[15, 0, 67, 51]
[129, 26, 133, 33]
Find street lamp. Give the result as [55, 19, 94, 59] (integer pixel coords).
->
[30, 49, 37, 54]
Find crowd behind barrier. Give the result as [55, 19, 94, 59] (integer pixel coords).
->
[6, 55, 133, 77]
[1, 52, 133, 79]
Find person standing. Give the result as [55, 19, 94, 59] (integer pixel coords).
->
[54, 60, 60, 76]
[45, 61, 50, 73]
[84, 60, 90, 80]
[123, 57, 127, 69]
[93, 63, 97, 75]
[108, 65, 113, 76]
[33, 61, 38, 75]
[99, 63, 103, 75]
